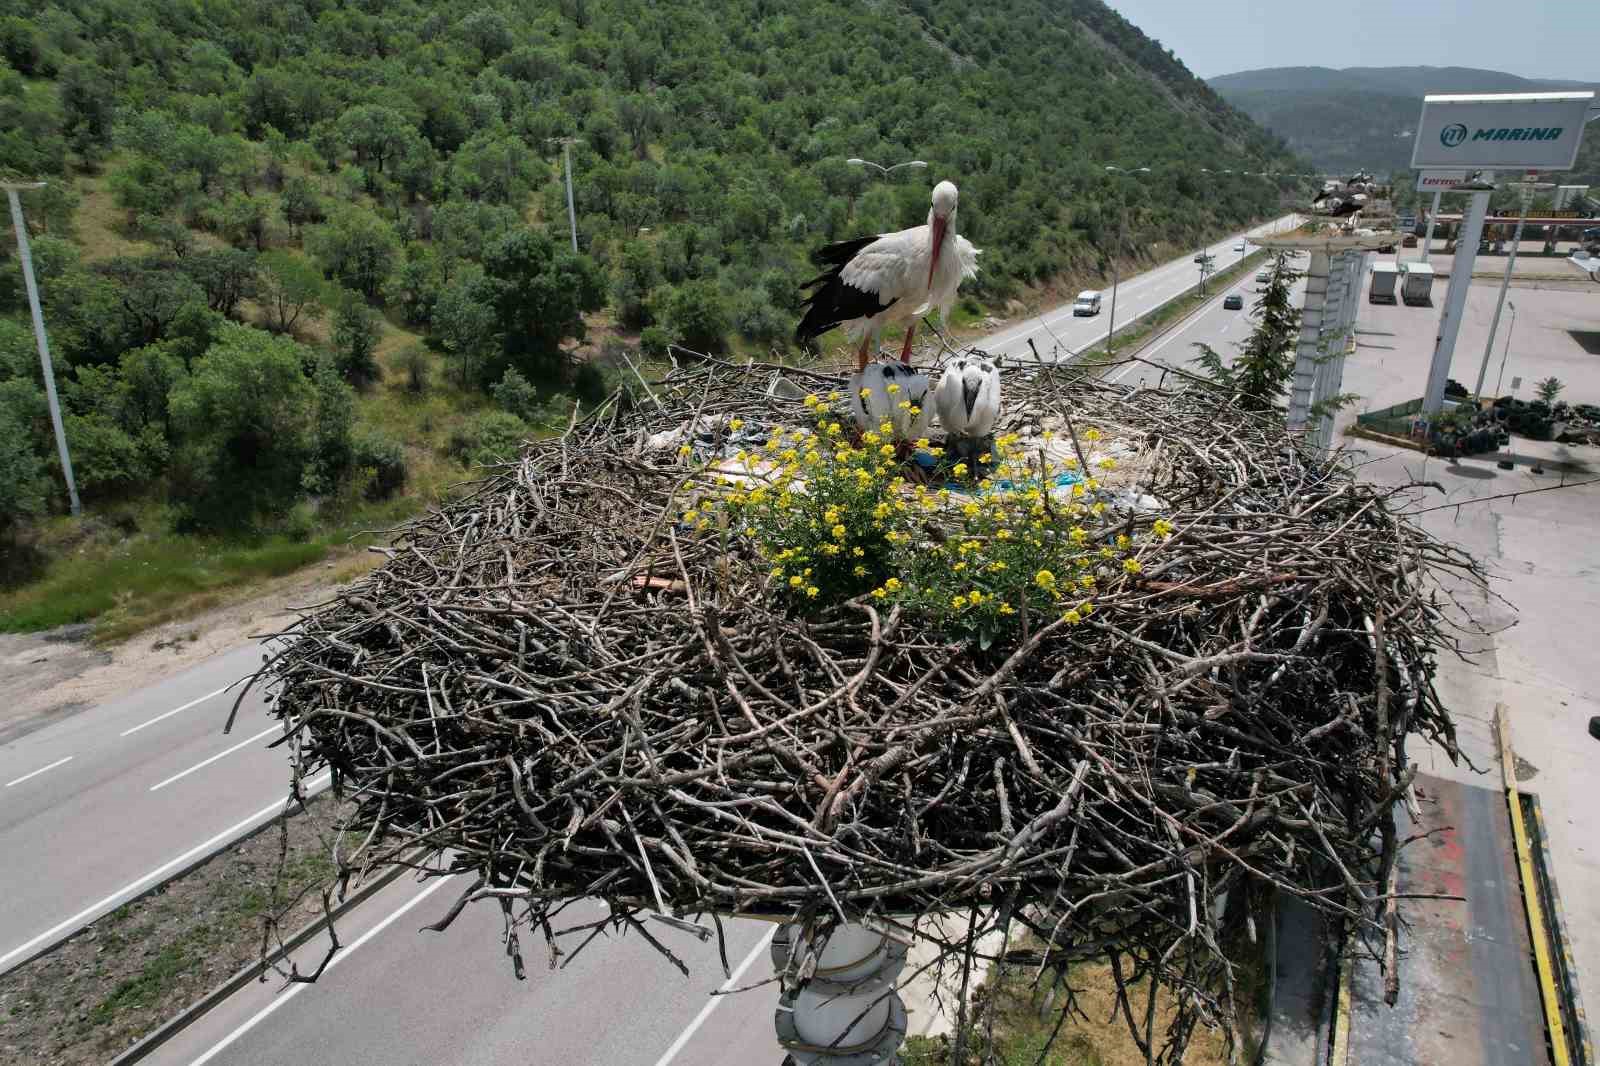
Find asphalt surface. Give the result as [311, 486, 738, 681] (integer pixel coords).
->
[983, 213, 1300, 361]
[150, 872, 782, 1066]
[0, 642, 310, 976]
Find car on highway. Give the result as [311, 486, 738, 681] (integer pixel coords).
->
[1255, 268, 1270, 283]
[1071, 290, 1102, 316]
[1233, 241, 1246, 252]
[1223, 293, 1244, 310]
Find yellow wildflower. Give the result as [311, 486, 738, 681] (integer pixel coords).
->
[770, 567, 783, 578]
[1098, 457, 1115, 470]
[854, 565, 867, 577]
[884, 577, 902, 592]
[1084, 428, 1102, 442]
[1116, 534, 1131, 550]
[951, 594, 968, 609]
[1035, 569, 1057, 591]
[879, 444, 895, 457]
[805, 586, 819, 598]
[1153, 518, 1175, 538]
[828, 391, 842, 401]
[872, 586, 888, 599]
[860, 387, 873, 399]
[789, 575, 804, 588]
[831, 523, 847, 539]
[1063, 608, 1082, 624]
[879, 421, 893, 435]
[886, 383, 900, 395]
[915, 437, 930, 450]
[682, 509, 698, 522]
[952, 462, 968, 476]
[863, 431, 881, 445]
[804, 394, 819, 408]
[678, 444, 692, 457]
[963, 502, 981, 517]
[997, 528, 1013, 540]
[730, 418, 744, 431]
[1124, 558, 1143, 575]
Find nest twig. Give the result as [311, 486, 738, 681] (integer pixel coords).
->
[247, 353, 1484, 1061]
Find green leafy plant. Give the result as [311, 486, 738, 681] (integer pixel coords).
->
[1193, 253, 1301, 410]
[696, 396, 1163, 648]
[1535, 377, 1564, 405]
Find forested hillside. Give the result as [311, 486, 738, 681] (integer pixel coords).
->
[0, 0, 1301, 617]
[1211, 65, 1600, 181]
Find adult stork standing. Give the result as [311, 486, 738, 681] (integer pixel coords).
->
[795, 180, 980, 368]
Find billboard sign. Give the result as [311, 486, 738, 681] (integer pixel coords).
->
[1411, 92, 1594, 170]
[1416, 170, 1473, 192]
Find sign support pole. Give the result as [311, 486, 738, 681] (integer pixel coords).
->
[1420, 191, 1441, 263]
[1421, 180, 1492, 417]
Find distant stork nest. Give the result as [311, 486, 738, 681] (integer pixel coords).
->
[253, 353, 1483, 1060]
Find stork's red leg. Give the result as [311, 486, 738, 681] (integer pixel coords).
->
[857, 335, 872, 370]
[898, 321, 917, 364]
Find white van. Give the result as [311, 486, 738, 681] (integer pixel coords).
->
[1072, 290, 1102, 316]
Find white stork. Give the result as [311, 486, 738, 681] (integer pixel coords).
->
[796, 180, 980, 368]
[933, 354, 1001, 463]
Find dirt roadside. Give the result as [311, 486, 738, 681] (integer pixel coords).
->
[0, 549, 382, 746]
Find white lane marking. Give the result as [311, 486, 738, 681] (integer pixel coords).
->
[4, 756, 73, 788]
[186, 874, 455, 1066]
[654, 925, 779, 1066]
[121, 685, 231, 737]
[0, 773, 330, 971]
[149, 725, 280, 792]
[987, 216, 1295, 354]
[1108, 291, 1232, 384]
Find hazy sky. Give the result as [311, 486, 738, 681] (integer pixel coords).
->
[1104, 0, 1598, 83]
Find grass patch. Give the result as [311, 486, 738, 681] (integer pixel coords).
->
[900, 957, 1244, 1066]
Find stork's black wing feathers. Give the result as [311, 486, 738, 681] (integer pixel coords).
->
[794, 234, 897, 347]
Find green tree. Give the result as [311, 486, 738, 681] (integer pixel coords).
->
[662, 281, 731, 354]
[1193, 254, 1301, 411]
[331, 294, 383, 390]
[335, 105, 413, 174]
[215, 194, 272, 251]
[167, 323, 321, 527]
[432, 269, 498, 386]
[257, 250, 328, 335]
[0, 404, 48, 534]
[179, 249, 259, 318]
[307, 208, 399, 299]
[280, 176, 324, 238]
[480, 228, 606, 382]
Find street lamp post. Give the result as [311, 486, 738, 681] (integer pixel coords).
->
[1103, 165, 1150, 355]
[4, 181, 79, 516]
[547, 137, 581, 254]
[1474, 179, 1553, 399]
[1494, 301, 1517, 398]
[846, 158, 929, 179]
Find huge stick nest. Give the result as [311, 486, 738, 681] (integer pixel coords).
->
[252, 354, 1482, 1058]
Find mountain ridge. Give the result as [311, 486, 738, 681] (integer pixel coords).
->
[1206, 65, 1598, 179]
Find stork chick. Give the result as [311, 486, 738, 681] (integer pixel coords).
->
[849, 361, 930, 443]
[933, 355, 1001, 467]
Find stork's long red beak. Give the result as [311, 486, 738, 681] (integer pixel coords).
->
[927, 215, 947, 289]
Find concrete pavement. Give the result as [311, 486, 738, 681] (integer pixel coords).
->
[0, 642, 314, 976]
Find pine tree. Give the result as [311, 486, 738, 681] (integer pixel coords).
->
[1193, 254, 1301, 411]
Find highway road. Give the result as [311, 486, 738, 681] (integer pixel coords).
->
[0, 642, 315, 976]
[151, 872, 785, 1066]
[983, 213, 1300, 361]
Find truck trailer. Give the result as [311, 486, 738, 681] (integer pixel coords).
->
[1369, 262, 1399, 304]
[1400, 263, 1434, 306]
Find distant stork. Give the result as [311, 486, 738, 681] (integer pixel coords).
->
[796, 180, 980, 368]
